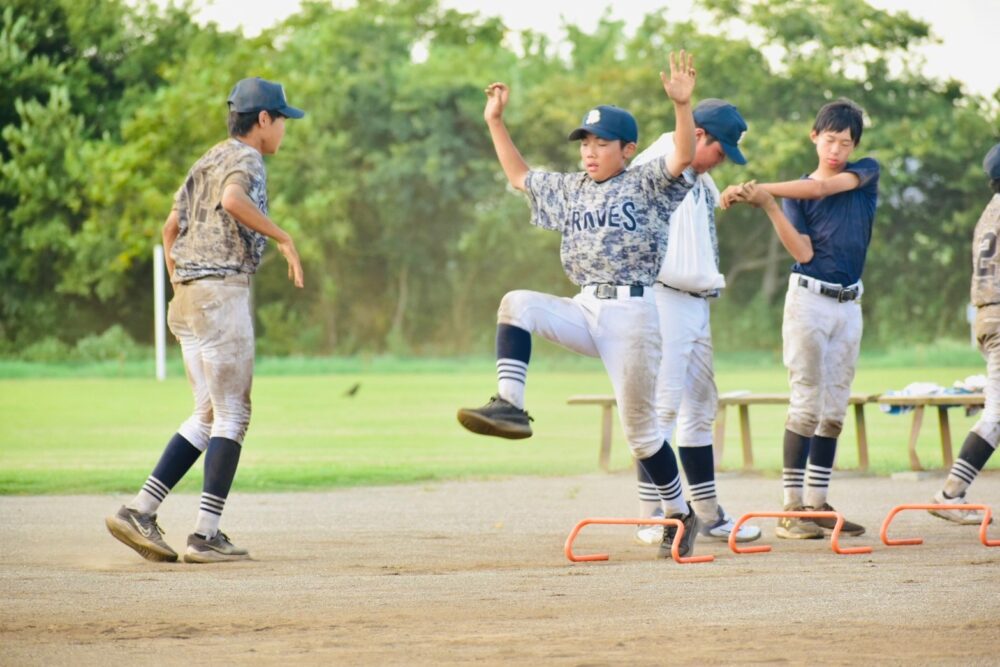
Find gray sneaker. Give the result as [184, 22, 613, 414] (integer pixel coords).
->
[807, 502, 866, 536]
[928, 490, 993, 525]
[700, 505, 762, 543]
[658, 503, 700, 559]
[457, 395, 533, 439]
[183, 531, 251, 564]
[775, 504, 824, 540]
[105, 505, 178, 562]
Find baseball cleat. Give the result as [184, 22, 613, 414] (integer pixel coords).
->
[658, 503, 700, 559]
[928, 490, 993, 525]
[806, 502, 866, 536]
[183, 531, 251, 563]
[775, 504, 824, 539]
[105, 505, 178, 562]
[457, 395, 533, 439]
[700, 506, 762, 542]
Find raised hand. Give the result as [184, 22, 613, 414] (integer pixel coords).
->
[483, 82, 510, 122]
[660, 50, 696, 105]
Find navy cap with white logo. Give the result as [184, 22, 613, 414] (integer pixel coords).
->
[227, 77, 305, 119]
[568, 105, 638, 144]
[693, 98, 747, 165]
[985, 142, 1000, 180]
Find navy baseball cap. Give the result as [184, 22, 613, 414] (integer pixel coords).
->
[693, 98, 747, 165]
[985, 142, 1000, 180]
[227, 77, 305, 119]
[568, 105, 638, 144]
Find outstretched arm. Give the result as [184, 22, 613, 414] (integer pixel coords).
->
[221, 184, 304, 288]
[757, 171, 861, 200]
[661, 50, 696, 178]
[740, 182, 814, 263]
[483, 82, 529, 191]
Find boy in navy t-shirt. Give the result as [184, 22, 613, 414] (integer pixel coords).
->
[724, 98, 878, 539]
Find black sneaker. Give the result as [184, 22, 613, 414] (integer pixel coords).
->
[807, 502, 866, 537]
[105, 505, 178, 562]
[658, 503, 700, 559]
[456, 395, 533, 439]
[183, 531, 251, 564]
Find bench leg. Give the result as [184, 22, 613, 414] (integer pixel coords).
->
[907, 406, 926, 471]
[599, 404, 613, 472]
[938, 407, 953, 469]
[713, 405, 727, 472]
[854, 403, 869, 472]
[739, 405, 753, 470]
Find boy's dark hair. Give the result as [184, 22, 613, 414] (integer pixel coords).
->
[813, 98, 865, 145]
[694, 121, 720, 147]
[228, 109, 284, 137]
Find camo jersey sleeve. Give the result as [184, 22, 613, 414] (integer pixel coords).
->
[522, 159, 691, 286]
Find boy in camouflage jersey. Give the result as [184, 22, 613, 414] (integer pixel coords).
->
[928, 142, 1000, 525]
[106, 77, 305, 564]
[458, 52, 704, 559]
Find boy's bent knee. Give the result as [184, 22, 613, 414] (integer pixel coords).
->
[816, 419, 844, 438]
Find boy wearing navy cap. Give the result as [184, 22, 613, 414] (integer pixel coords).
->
[106, 77, 305, 563]
[628, 98, 761, 546]
[725, 98, 878, 539]
[927, 142, 1000, 524]
[458, 52, 707, 559]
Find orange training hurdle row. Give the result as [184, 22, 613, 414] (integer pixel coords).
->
[880, 503, 1000, 547]
[564, 517, 714, 564]
[728, 511, 872, 555]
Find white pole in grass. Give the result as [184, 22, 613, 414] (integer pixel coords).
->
[154, 244, 167, 381]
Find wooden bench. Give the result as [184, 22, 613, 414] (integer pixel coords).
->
[713, 392, 876, 471]
[874, 393, 985, 471]
[568, 392, 875, 472]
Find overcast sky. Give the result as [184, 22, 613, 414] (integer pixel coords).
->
[172, 0, 998, 97]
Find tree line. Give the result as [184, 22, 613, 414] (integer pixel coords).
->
[1, 0, 997, 357]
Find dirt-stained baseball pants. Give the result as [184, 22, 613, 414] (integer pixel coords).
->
[167, 274, 255, 449]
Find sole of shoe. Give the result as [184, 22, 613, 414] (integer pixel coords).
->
[705, 527, 763, 543]
[105, 516, 178, 562]
[183, 549, 252, 564]
[456, 410, 532, 439]
[774, 526, 824, 540]
[927, 508, 983, 526]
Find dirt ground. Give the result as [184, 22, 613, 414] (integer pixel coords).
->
[2, 471, 999, 666]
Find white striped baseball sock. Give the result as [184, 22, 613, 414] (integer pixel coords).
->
[636, 465, 662, 517]
[132, 476, 170, 515]
[194, 492, 226, 538]
[804, 463, 833, 509]
[496, 358, 527, 409]
[782, 430, 810, 507]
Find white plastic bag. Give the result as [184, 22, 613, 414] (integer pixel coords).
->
[661, 179, 726, 292]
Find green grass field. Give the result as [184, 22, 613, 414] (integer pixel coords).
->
[0, 353, 991, 494]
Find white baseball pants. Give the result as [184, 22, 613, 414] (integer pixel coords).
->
[168, 275, 255, 448]
[497, 288, 663, 459]
[652, 285, 717, 447]
[973, 305, 1000, 446]
[782, 274, 863, 438]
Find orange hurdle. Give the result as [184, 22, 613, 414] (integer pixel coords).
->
[564, 517, 714, 564]
[728, 511, 872, 555]
[880, 504, 999, 547]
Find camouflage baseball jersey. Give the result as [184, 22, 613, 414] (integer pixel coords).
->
[523, 157, 692, 286]
[170, 138, 269, 282]
[972, 194, 1000, 307]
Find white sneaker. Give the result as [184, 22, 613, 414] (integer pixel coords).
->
[928, 490, 991, 525]
[634, 510, 665, 546]
[700, 506, 762, 543]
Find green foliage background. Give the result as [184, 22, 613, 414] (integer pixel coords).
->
[1, 0, 997, 356]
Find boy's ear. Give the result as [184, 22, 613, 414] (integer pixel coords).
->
[809, 129, 819, 143]
[623, 142, 637, 159]
[257, 110, 271, 127]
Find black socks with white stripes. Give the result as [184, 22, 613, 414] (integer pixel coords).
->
[942, 431, 997, 498]
[195, 437, 242, 538]
[130, 433, 202, 514]
[782, 429, 810, 507]
[638, 442, 688, 516]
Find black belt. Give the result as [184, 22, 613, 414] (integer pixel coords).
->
[656, 281, 718, 299]
[798, 276, 859, 302]
[590, 284, 645, 299]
